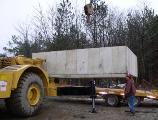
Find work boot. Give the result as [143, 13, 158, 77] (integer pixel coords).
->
[130, 111, 135, 116]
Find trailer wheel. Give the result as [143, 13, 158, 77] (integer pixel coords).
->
[5, 73, 44, 117]
[106, 95, 119, 106]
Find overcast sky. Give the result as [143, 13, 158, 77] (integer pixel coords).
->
[0, 0, 158, 54]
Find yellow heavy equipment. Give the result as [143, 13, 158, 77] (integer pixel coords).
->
[0, 55, 55, 117]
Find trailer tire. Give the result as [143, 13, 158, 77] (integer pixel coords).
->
[5, 73, 44, 117]
[106, 95, 119, 107]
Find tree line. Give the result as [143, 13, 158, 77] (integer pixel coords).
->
[3, 0, 158, 84]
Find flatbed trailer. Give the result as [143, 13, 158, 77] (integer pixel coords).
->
[96, 87, 158, 106]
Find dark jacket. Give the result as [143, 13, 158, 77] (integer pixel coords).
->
[124, 78, 136, 98]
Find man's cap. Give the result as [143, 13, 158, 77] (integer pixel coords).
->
[126, 73, 132, 78]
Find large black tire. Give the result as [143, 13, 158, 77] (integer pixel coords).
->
[5, 73, 44, 117]
[106, 95, 119, 107]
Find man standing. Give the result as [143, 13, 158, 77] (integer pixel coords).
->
[124, 73, 136, 115]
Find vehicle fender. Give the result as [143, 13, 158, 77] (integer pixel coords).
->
[3, 65, 50, 96]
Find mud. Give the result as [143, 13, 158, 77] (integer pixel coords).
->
[1, 96, 158, 120]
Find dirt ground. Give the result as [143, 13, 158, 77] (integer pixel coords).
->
[1, 96, 158, 120]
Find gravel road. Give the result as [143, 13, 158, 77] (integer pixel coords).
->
[1, 96, 158, 120]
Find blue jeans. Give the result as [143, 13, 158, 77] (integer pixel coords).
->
[128, 95, 135, 113]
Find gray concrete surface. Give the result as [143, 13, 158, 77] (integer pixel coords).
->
[32, 46, 138, 78]
[1, 97, 158, 120]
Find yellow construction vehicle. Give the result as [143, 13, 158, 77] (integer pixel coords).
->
[0, 55, 56, 117]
